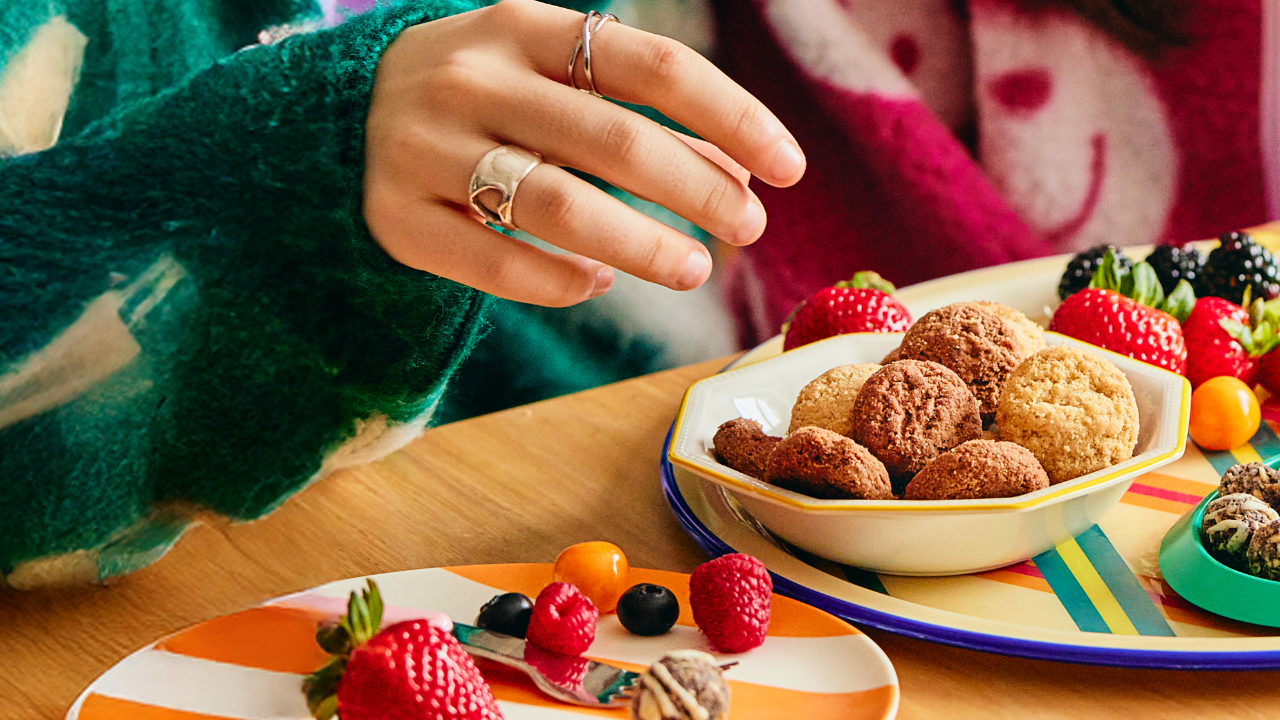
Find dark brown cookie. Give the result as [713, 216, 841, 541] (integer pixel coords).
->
[850, 359, 982, 490]
[712, 418, 781, 479]
[764, 426, 893, 500]
[904, 439, 1050, 500]
[894, 303, 1023, 424]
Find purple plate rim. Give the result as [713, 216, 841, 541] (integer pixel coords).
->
[661, 423, 1280, 670]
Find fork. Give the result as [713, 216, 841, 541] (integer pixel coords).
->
[451, 623, 641, 707]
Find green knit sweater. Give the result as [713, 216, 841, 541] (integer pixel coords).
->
[0, 0, 505, 587]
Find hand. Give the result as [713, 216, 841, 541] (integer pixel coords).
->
[363, 0, 805, 307]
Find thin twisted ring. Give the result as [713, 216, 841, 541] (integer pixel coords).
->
[567, 10, 619, 98]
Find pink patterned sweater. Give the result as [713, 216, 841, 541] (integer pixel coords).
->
[714, 0, 1275, 345]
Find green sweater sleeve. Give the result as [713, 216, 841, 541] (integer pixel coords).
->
[0, 1, 490, 587]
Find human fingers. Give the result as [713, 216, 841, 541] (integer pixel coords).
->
[667, 128, 753, 187]
[443, 137, 716, 291]
[484, 0, 805, 188]
[364, 189, 615, 307]
[468, 70, 765, 246]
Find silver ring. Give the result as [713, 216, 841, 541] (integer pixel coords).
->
[567, 10, 618, 98]
[468, 145, 543, 231]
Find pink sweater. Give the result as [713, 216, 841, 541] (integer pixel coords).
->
[715, 0, 1275, 345]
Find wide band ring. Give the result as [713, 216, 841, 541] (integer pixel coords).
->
[468, 145, 543, 231]
[567, 10, 618, 98]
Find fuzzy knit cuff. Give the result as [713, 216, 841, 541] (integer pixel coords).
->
[0, 0, 489, 586]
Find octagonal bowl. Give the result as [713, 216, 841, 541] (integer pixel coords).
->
[668, 332, 1190, 576]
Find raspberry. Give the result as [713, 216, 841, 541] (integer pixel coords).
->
[525, 582, 599, 655]
[522, 642, 591, 689]
[689, 554, 772, 653]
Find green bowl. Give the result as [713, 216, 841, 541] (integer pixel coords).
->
[1159, 490, 1280, 627]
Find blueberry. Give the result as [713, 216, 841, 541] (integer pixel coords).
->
[617, 583, 680, 636]
[476, 592, 534, 638]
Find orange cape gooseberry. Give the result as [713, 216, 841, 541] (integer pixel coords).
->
[1189, 376, 1261, 452]
[552, 541, 630, 613]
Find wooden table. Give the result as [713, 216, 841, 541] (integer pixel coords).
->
[4, 356, 1280, 720]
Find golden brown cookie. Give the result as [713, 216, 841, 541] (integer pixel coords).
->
[996, 345, 1140, 484]
[712, 418, 781, 479]
[959, 301, 1047, 358]
[894, 303, 1023, 424]
[850, 359, 983, 490]
[764, 426, 893, 500]
[904, 439, 1050, 500]
[788, 363, 881, 436]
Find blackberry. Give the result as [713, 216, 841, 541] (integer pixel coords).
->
[1057, 245, 1132, 300]
[1145, 244, 1205, 295]
[1196, 231, 1280, 305]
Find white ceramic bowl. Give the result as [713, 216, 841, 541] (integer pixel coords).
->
[668, 332, 1190, 576]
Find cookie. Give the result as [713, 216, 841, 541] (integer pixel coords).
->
[712, 418, 780, 479]
[850, 359, 982, 490]
[958, 301, 1046, 358]
[904, 439, 1050, 500]
[764, 426, 893, 500]
[996, 345, 1140, 484]
[788, 363, 881, 436]
[893, 303, 1023, 424]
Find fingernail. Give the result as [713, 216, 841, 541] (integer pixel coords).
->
[591, 265, 614, 298]
[679, 249, 712, 290]
[735, 198, 766, 244]
[769, 141, 805, 182]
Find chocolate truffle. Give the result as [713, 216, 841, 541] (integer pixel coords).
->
[850, 359, 982, 491]
[1201, 493, 1279, 569]
[1220, 462, 1280, 507]
[788, 363, 881, 436]
[765, 426, 894, 500]
[904, 439, 1050, 500]
[996, 345, 1140, 484]
[893, 303, 1024, 424]
[1248, 520, 1280, 580]
[630, 650, 730, 720]
[712, 418, 781, 479]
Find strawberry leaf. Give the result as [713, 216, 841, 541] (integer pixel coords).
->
[315, 623, 352, 655]
[1160, 279, 1196, 323]
[839, 271, 896, 294]
[1127, 262, 1165, 309]
[1088, 249, 1127, 292]
[1088, 248, 1188, 315]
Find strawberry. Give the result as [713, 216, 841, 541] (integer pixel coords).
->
[1183, 296, 1280, 388]
[1048, 250, 1191, 375]
[1261, 351, 1280, 395]
[689, 553, 772, 654]
[304, 580, 503, 720]
[782, 271, 912, 351]
[525, 582, 598, 656]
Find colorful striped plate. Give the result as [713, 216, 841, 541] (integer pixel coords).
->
[659, 248, 1280, 669]
[67, 565, 899, 720]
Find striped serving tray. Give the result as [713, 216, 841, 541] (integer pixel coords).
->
[663, 415, 1280, 668]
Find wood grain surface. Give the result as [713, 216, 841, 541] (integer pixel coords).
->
[3, 355, 1280, 719]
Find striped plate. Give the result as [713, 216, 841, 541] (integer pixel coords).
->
[661, 241, 1280, 669]
[68, 565, 899, 720]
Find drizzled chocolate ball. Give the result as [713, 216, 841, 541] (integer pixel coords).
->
[1201, 493, 1279, 569]
[1219, 462, 1280, 507]
[630, 650, 730, 720]
[1249, 521, 1280, 580]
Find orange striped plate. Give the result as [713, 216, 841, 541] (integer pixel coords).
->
[68, 565, 899, 720]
